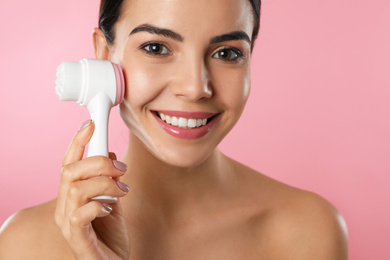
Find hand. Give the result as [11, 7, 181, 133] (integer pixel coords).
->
[55, 120, 130, 260]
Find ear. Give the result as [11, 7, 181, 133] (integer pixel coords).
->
[92, 28, 111, 60]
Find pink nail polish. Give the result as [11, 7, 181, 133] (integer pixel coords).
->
[102, 203, 113, 213]
[117, 181, 130, 193]
[78, 119, 92, 132]
[113, 160, 128, 172]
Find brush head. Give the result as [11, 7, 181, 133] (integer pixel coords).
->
[55, 61, 83, 102]
[55, 59, 125, 106]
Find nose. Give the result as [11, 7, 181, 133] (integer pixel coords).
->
[170, 56, 213, 102]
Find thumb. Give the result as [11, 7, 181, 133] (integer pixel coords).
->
[62, 119, 95, 166]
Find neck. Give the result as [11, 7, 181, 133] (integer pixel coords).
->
[120, 133, 233, 222]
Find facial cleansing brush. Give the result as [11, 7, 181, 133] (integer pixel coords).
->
[55, 58, 125, 203]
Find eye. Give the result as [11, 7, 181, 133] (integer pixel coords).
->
[212, 48, 243, 62]
[140, 42, 171, 56]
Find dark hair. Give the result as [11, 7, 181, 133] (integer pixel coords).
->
[99, 0, 261, 50]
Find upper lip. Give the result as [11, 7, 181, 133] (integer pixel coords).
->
[153, 110, 219, 119]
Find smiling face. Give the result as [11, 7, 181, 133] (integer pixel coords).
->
[106, 0, 254, 167]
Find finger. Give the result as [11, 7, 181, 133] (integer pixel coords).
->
[67, 201, 112, 254]
[65, 177, 129, 215]
[61, 156, 127, 185]
[56, 119, 94, 225]
[62, 120, 95, 167]
[57, 157, 127, 225]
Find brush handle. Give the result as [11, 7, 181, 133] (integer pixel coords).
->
[86, 92, 111, 157]
[87, 92, 118, 203]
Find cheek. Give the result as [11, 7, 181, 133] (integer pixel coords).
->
[122, 60, 164, 108]
[118, 58, 171, 160]
[212, 65, 251, 112]
[121, 58, 185, 111]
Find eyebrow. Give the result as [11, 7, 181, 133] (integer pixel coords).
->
[129, 24, 184, 42]
[129, 24, 251, 45]
[210, 31, 251, 44]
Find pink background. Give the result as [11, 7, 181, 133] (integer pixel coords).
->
[0, 0, 389, 259]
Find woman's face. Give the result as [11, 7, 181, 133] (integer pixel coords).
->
[110, 0, 254, 167]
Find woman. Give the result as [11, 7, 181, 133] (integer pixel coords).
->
[0, 0, 348, 259]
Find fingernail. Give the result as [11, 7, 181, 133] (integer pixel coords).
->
[117, 181, 130, 193]
[78, 119, 92, 132]
[113, 160, 127, 172]
[102, 203, 113, 213]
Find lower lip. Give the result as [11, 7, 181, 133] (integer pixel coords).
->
[152, 112, 220, 139]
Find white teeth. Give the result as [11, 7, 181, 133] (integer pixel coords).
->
[178, 117, 187, 127]
[171, 116, 178, 126]
[157, 112, 210, 129]
[188, 119, 196, 128]
[166, 115, 172, 124]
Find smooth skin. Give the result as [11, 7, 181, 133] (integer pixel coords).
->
[0, 0, 348, 259]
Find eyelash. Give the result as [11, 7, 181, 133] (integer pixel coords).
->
[212, 47, 243, 63]
[139, 41, 171, 57]
[139, 42, 244, 62]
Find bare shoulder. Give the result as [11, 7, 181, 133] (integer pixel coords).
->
[270, 189, 349, 259]
[0, 199, 73, 259]
[228, 158, 348, 259]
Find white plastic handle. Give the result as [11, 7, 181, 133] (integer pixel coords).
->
[87, 93, 118, 203]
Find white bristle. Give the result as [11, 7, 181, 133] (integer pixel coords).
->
[55, 61, 83, 101]
[56, 64, 64, 77]
[55, 86, 62, 97]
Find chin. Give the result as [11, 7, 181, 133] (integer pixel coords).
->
[151, 140, 219, 169]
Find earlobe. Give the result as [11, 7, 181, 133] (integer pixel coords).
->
[92, 28, 111, 60]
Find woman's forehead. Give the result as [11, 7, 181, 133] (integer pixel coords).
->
[118, 0, 254, 36]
